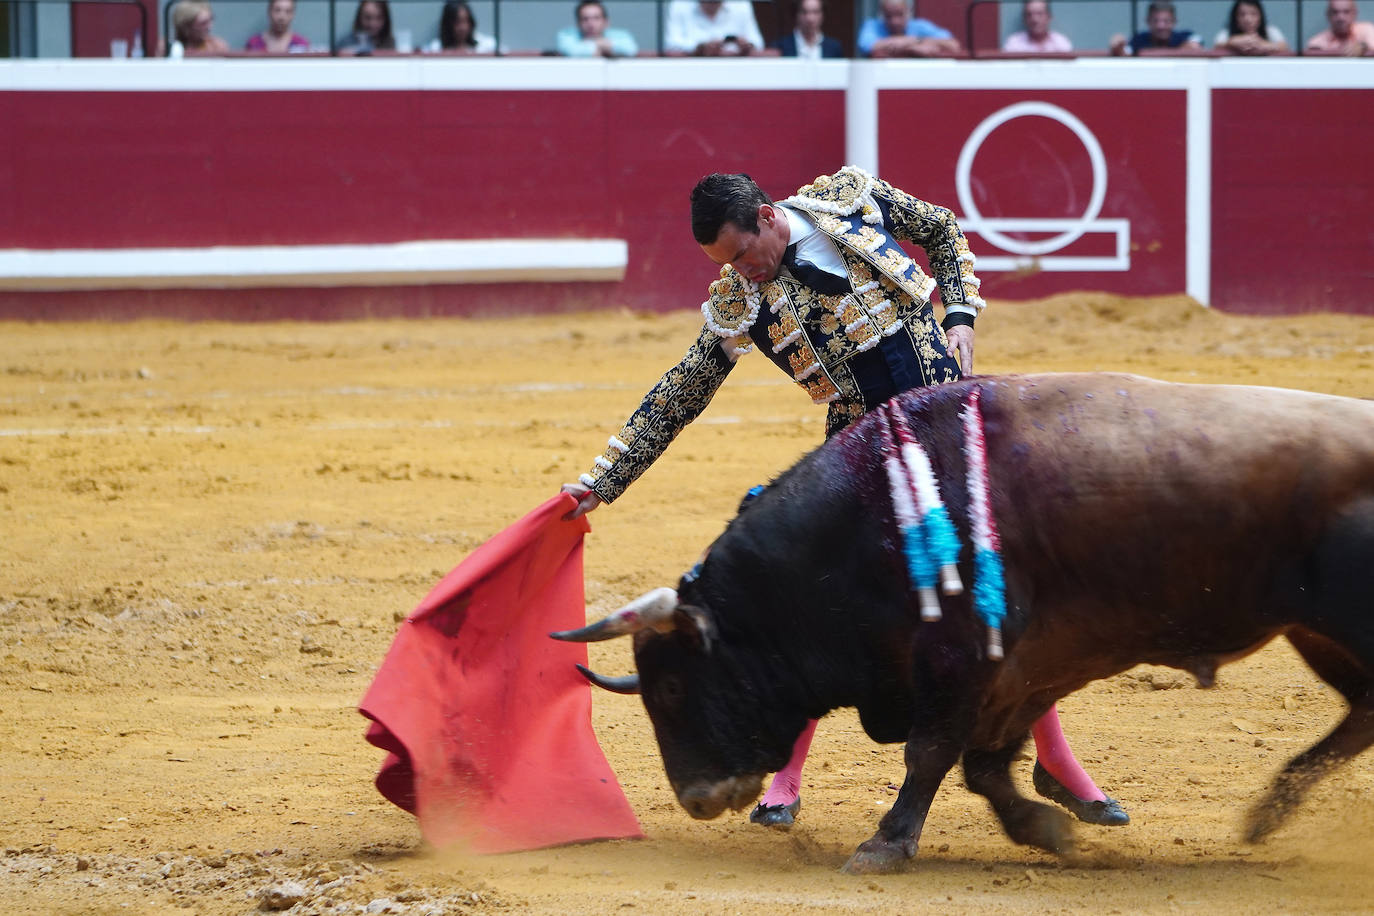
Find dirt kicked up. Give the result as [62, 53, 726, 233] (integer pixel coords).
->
[3, 293, 1374, 915]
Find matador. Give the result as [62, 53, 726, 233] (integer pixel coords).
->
[561, 165, 1130, 831]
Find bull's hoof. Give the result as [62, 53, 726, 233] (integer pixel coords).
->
[1243, 813, 1273, 845]
[1033, 761, 1130, 827]
[748, 796, 801, 829]
[999, 798, 1076, 856]
[1243, 794, 1289, 843]
[841, 838, 915, 875]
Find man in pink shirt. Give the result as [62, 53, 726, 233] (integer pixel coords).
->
[1003, 0, 1072, 52]
[1306, 0, 1374, 54]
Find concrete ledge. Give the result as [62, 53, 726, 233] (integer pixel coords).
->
[0, 239, 628, 291]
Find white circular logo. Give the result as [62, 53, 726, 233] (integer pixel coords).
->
[955, 101, 1107, 257]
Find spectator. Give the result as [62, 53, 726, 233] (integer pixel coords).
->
[858, 0, 961, 57]
[423, 0, 497, 53]
[245, 0, 312, 52]
[1306, 0, 1374, 54]
[664, 0, 766, 56]
[1213, 0, 1288, 54]
[1110, 0, 1201, 54]
[772, 0, 845, 57]
[1003, 0, 1072, 52]
[557, 0, 638, 56]
[338, 0, 394, 54]
[169, 0, 229, 55]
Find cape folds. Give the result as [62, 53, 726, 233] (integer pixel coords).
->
[359, 495, 642, 853]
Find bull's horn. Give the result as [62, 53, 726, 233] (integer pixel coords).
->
[549, 586, 679, 642]
[575, 664, 641, 695]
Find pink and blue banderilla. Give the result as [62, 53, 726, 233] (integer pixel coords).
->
[879, 388, 1007, 660]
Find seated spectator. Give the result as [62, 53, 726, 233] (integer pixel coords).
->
[1003, 0, 1072, 52]
[1110, 0, 1201, 55]
[664, 0, 766, 56]
[169, 0, 230, 55]
[338, 0, 394, 54]
[1306, 0, 1374, 54]
[772, 0, 845, 57]
[858, 0, 961, 57]
[424, 0, 497, 53]
[245, 0, 312, 52]
[1213, 0, 1288, 54]
[557, 0, 638, 56]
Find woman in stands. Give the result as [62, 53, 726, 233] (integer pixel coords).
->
[424, 0, 498, 53]
[338, 0, 395, 54]
[1213, 0, 1290, 53]
[245, 0, 313, 52]
[169, 0, 230, 55]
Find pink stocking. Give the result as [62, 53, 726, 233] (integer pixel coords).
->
[759, 719, 818, 807]
[1031, 704, 1106, 802]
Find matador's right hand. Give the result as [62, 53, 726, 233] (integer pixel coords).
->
[561, 482, 603, 520]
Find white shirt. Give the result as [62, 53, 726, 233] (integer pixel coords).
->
[780, 206, 846, 278]
[664, 0, 764, 53]
[1002, 30, 1072, 52]
[792, 28, 824, 60]
[423, 32, 497, 53]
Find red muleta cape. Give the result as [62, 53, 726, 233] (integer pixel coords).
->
[359, 494, 642, 853]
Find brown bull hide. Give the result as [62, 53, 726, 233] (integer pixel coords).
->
[587, 373, 1374, 874]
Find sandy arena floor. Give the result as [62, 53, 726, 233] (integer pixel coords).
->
[4, 293, 1374, 915]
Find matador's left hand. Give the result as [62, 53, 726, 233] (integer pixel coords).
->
[946, 324, 975, 376]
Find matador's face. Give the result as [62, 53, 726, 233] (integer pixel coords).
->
[699, 205, 789, 286]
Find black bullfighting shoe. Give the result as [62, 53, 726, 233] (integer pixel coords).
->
[1032, 761, 1130, 827]
[748, 796, 801, 829]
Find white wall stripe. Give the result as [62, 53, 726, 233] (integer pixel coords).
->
[5, 58, 1370, 95]
[0, 57, 850, 92]
[845, 62, 880, 176]
[0, 239, 627, 290]
[1185, 71, 1213, 307]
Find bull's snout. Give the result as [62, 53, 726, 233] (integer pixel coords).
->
[676, 774, 765, 820]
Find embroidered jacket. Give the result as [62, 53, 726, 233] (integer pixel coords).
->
[580, 165, 985, 504]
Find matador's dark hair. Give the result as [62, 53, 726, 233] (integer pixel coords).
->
[690, 173, 774, 245]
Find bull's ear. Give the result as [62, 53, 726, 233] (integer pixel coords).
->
[673, 604, 716, 653]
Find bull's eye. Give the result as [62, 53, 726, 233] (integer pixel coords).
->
[655, 675, 685, 708]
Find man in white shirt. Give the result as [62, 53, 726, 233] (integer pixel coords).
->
[1002, 0, 1072, 52]
[664, 0, 766, 55]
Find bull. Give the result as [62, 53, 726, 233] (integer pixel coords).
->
[553, 372, 1374, 874]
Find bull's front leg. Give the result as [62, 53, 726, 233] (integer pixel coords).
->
[842, 729, 963, 874]
[963, 742, 1074, 855]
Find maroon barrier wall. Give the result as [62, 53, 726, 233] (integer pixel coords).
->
[877, 88, 1187, 301]
[1211, 88, 1374, 315]
[0, 85, 845, 319]
[2, 61, 1372, 320]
